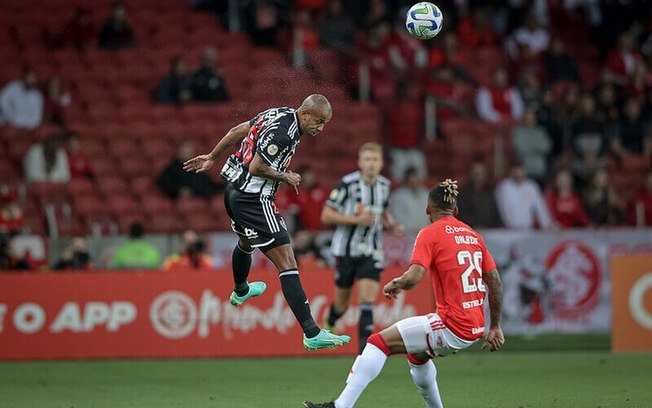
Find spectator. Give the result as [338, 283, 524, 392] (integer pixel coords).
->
[189, 47, 229, 103]
[66, 131, 94, 179]
[517, 67, 544, 109]
[98, 2, 136, 50]
[277, 165, 328, 231]
[543, 37, 581, 84]
[23, 133, 71, 183]
[155, 57, 191, 105]
[605, 32, 643, 84]
[424, 65, 474, 119]
[245, 0, 282, 47]
[571, 94, 608, 188]
[545, 169, 591, 228]
[428, 32, 469, 69]
[0, 232, 30, 271]
[495, 161, 553, 229]
[475, 66, 524, 123]
[157, 141, 221, 200]
[457, 7, 498, 48]
[388, 167, 429, 232]
[295, 0, 326, 10]
[62, 7, 95, 50]
[42, 76, 71, 125]
[582, 169, 624, 226]
[163, 230, 213, 271]
[456, 161, 503, 229]
[0, 68, 43, 130]
[289, 8, 320, 67]
[110, 222, 161, 270]
[609, 98, 652, 161]
[511, 107, 552, 185]
[594, 81, 621, 124]
[505, 12, 550, 60]
[386, 80, 427, 180]
[292, 228, 327, 269]
[317, 0, 356, 51]
[0, 187, 24, 235]
[627, 171, 652, 226]
[52, 237, 92, 271]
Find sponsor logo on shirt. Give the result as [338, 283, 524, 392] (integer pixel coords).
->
[445, 225, 475, 235]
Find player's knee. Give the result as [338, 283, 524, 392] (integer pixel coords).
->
[238, 237, 253, 252]
[367, 333, 391, 357]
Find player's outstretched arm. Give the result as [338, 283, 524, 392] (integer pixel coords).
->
[383, 264, 426, 299]
[183, 121, 250, 173]
[481, 269, 505, 352]
[248, 153, 301, 186]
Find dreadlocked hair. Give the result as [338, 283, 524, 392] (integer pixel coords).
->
[428, 179, 459, 211]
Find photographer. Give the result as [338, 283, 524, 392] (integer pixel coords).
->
[163, 230, 214, 271]
[52, 237, 91, 271]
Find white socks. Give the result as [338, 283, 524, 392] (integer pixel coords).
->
[335, 344, 388, 408]
[408, 360, 444, 408]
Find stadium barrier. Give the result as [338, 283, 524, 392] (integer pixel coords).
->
[0, 267, 433, 360]
[610, 254, 652, 352]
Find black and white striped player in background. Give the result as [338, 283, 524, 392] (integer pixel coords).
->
[183, 94, 351, 351]
[321, 143, 404, 353]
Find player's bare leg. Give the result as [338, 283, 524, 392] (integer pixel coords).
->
[325, 286, 351, 333]
[357, 278, 379, 353]
[228, 236, 267, 307]
[265, 244, 350, 350]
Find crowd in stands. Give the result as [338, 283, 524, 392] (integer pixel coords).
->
[1, 0, 652, 271]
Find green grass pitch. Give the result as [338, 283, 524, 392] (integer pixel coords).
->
[1, 334, 651, 408]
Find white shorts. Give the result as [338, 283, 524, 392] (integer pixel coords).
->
[396, 313, 476, 357]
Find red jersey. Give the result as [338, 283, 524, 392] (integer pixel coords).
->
[410, 215, 496, 341]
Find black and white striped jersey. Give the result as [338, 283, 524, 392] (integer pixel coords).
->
[326, 171, 391, 262]
[220, 107, 301, 197]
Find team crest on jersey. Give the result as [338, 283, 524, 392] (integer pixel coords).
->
[267, 144, 279, 155]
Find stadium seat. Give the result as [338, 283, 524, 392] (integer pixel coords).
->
[96, 176, 131, 196]
[176, 197, 209, 216]
[74, 194, 112, 218]
[141, 195, 173, 215]
[147, 214, 184, 233]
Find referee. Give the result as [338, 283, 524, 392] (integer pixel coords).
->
[184, 94, 350, 351]
[321, 143, 404, 353]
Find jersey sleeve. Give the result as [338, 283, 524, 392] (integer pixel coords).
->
[409, 228, 434, 269]
[479, 235, 497, 272]
[325, 180, 349, 212]
[256, 127, 292, 166]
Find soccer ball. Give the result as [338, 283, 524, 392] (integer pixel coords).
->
[405, 2, 443, 40]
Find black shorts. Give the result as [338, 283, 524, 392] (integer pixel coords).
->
[334, 256, 383, 288]
[224, 185, 290, 251]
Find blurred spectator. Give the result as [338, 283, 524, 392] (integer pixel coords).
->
[605, 32, 642, 84]
[0, 187, 24, 235]
[386, 81, 427, 180]
[475, 66, 524, 123]
[543, 37, 581, 84]
[98, 2, 136, 50]
[163, 230, 213, 271]
[295, 0, 326, 10]
[277, 165, 328, 231]
[625, 61, 651, 102]
[511, 107, 552, 185]
[571, 94, 608, 188]
[157, 141, 221, 200]
[545, 169, 591, 228]
[24, 133, 71, 183]
[363, 0, 390, 30]
[582, 169, 624, 226]
[110, 222, 161, 269]
[292, 228, 327, 269]
[245, 0, 282, 47]
[428, 32, 469, 69]
[52, 237, 91, 271]
[0, 232, 30, 271]
[456, 161, 503, 229]
[608, 98, 652, 161]
[0, 68, 43, 130]
[505, 12, 550, 60]
[317, 0, 356, 51]
[594, 80, 621, 125]
[289, 8, 320, 67]
[155, 57, 191, 105]
[457, 7, 497, 48]
[42, 76, 71, 125]
[66, 131, 94, 179]
[517, 67, 544, 109]
[388, 167, 429, 232]
[495, 161, 553, 229]
[189, 47, 230, 103]
[424, 65, 474, 119]
[627, 171, 652, 226]
[62, 7, 95, 50]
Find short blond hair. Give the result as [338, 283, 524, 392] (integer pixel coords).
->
[358, 142, 383, 157]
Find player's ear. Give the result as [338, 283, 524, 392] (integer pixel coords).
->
[453, 206, 459, 216]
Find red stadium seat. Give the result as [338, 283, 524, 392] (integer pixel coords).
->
[108, 194, 141, 217]
[147, 214, 184, 233]
[176, 197, 209, 216]
[141, 195, 173, 215]
[74, 194, 112, 218]
[96, 176, 131, 196]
